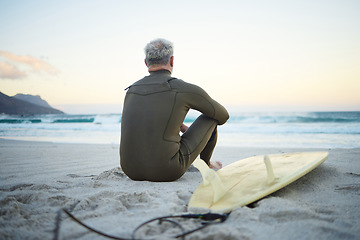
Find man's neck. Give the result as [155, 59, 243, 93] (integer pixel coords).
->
[147, 65, 172, 73]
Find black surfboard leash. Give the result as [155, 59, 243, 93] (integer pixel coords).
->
[60, 208, 230, 240]
[131, 212, 230, 239]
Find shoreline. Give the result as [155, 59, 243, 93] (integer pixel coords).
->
[0, 139, 359, 239]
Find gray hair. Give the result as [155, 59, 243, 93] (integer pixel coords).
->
[144, 38, 174, 66]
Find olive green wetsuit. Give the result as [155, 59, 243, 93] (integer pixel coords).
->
[120, 70, 229, 182]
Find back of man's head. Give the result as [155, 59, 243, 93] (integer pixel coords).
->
[144, 38, 173, 66]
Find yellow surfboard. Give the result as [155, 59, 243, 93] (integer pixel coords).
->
[188, 152, 328, 213]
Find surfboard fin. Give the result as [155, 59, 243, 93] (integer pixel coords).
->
[192, 159, 226, 203]
[264, 155, 276, 185]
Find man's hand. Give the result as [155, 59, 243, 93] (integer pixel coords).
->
[180, 124, 188, 133]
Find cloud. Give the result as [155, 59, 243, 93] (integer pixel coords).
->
[0, 61, 27, 79]
[0, 50, 60, 80]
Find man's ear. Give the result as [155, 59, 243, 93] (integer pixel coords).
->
[144, 59, 148, 67]
[170, 56, 174, 67]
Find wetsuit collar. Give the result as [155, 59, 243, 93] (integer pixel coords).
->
[149, 69, 172, 75]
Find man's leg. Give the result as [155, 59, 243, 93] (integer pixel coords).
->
[180, 114, 218, 168]
[200, 126, 217, 163]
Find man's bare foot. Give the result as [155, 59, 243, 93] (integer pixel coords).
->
[209, 161, 222, 170]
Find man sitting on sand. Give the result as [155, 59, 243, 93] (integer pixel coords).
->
[120, 38, 229, 182]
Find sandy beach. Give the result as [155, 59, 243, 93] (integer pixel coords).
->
[0, 138, 359, 239]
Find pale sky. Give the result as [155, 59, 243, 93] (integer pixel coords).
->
[1, 0, 359, 113]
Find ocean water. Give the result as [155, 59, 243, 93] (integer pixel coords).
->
[0, 111, 359, 148]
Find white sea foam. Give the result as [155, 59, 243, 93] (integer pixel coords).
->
[0, 112, 359, 148]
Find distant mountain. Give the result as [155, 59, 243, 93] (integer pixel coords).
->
[0, 92, 64, 115]
[13, 94, 53, 108]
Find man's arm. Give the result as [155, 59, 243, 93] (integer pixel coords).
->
[170, 79, 230, 125]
